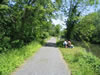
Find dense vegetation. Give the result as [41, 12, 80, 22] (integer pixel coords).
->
[0, 0, 61, 52]
[74, 12, 100, 43]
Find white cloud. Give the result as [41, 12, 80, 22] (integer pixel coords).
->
[52, 19, 66, 29]
[52, 19, 64, 25]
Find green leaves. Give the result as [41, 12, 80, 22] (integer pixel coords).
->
[0, 0, 59, 50]
[73, 12, 100, 43]
[0, 4, 9, 9]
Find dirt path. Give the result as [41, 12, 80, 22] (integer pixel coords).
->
[12, 37, 70, 75]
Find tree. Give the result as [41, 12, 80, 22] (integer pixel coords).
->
[62, 0, 99, 40]
[74, 13, 96, 41]
[73, 11, 100, 44]
[91, 11, 100, 43]
[54, 24, 61, 36]
[0, 0, 63, 51]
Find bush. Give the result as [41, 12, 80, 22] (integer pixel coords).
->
[41, 32, 49, 39]
[56, 40, 64, 47]
[11, 40, 24, 48]
[0, 37, 11, 52]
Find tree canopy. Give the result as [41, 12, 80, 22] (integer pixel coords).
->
[0, 0, 62, 51]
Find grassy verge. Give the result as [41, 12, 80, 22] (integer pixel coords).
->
[57, 41, 100, 75]
[60, 47, 100, 75]
[0, 41, 41, 75]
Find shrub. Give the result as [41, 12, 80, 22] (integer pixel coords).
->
[0, 37, 11, 52]
[56, 40, 64, 47]
[41, 32, 49, 39]
[11, 40, 24, 48]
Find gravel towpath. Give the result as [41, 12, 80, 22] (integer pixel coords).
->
[12, 37, 70, 75]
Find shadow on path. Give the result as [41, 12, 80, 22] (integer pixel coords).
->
[45, 42, 57, 47]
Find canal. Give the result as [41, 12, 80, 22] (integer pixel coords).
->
[74, 41, 100, 58]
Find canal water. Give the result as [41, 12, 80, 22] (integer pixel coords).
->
[87, 44, 100, 58]
[74, 41, 100, 58]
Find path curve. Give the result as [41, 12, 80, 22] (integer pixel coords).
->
[12, 37, 70, 75]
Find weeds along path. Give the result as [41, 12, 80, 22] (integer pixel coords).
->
[12, 37, 70, 75]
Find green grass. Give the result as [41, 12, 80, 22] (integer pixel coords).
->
[0, 41, 41, 75]
[57, 40, 100, 75]
[60, 47, 100, 75]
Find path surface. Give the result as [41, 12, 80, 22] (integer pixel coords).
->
[12, 37, 70, 75]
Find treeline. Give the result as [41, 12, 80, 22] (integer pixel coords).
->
[0, 0, 61, 52]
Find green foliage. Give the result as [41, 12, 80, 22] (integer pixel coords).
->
[60, 29, 67, 38]
[74, 13, 96, 41]
[41, 32, 49, 39]
[0, 41, 41, 75]
[73, 12, 100, 43]
[0, 0, 57, 51]
[54, 24, 61, 36]
[49, 24, 61, 37]
[60, 47, 100, 75]
[56, 40, 64, 47]
[62, 0, 99, 40]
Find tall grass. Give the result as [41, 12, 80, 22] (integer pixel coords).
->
[60, 47, 100, 75]
[0, 41, 41, 75]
